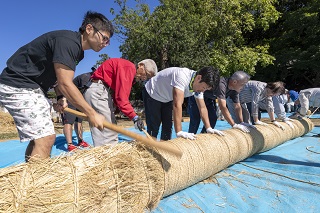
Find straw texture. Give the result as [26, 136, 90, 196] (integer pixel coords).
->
[0, 143, 164, 212]
[0, 118, 313, 212]
[159, 118, 313, 197]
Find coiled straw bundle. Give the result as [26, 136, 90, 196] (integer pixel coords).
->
[0, 118, 313, 212]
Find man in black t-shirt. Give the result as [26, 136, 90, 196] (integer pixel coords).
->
[0, 12, 114, 161]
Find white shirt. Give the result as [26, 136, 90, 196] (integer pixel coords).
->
[299, 88, 320, 115]
[145, 67, 196, 103]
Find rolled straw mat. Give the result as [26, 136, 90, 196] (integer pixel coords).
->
[0, 118, 313, 212]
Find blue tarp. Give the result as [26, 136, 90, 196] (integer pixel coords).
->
[1, 114, 319, 212]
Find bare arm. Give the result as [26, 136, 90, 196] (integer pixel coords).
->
[195, 98, 211, 129]
[266, 97, 276, 121]
[54, 63, 104, 130]
[252, 115, 259, 123]
[173, 87, 185, 133]
[218, 98, 237, 127]
[234, 102, 244, 123]
[268, 110, 276, 121]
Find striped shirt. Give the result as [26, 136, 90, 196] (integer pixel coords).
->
[239, 80, 274, 117]
[260, 94, 289, 120]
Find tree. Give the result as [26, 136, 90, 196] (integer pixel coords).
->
[94, 54, 110, 68]
[47, 91, 56, 99]
[112, 0, 280, 76]
[254, 0, 320, 90]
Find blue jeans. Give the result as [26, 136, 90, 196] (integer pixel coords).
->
[187, 96, 217, 134]
[143, 88, 173, 140]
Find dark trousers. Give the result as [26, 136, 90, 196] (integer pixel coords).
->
[142, 88, 173, 140]
[187, 96, 217, 134]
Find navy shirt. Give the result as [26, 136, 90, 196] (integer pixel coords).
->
[73, 72, 92, 90]
[0, 30, 84, 92]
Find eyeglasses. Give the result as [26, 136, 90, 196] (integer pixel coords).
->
[92, 25, 110, 45]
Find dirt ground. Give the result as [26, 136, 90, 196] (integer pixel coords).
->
[52, 119, 135, 135]
[0, 111, 137, 141]
[1, 111, 320, 142]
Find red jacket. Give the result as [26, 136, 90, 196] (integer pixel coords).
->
[91, 58, 137, 120]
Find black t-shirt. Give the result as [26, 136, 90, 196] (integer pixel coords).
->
[68, 72, 93, 108]
[73, 72, 92, 90]
[203, 77, 239, 103]
[0, 30, 84, 92]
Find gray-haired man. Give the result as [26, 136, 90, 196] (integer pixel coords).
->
[83, 58, 158, 147]
[188, 71, 254, 134]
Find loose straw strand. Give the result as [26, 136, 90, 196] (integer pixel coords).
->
[68, 157, 79, 211]
[239, 162, 320, 186]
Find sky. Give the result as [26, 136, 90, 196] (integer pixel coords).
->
[0, 0, 159, 76]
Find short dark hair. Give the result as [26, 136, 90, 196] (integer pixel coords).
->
[79, 11, 114, 37]
[90, 67, 96, 75]
[196, 66, 220, 90]
[266, 81, 285, 94]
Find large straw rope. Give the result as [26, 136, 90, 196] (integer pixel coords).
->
[0, 118, 313, 212]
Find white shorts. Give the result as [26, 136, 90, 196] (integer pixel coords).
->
[0, 83, 55, 142]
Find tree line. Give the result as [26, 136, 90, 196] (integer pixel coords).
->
[96, 0, 319, 94]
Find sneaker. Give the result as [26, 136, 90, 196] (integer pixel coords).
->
[68, 144, 78, 152]
[78, 141, 90, 148]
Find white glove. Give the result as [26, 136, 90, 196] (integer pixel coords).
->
[176, 131, 196, 140]
[206, 127, 225, 136]
[282, 118, 294, 129]
[232, 124, 250, 133]
[240, 122, 256, 129]
[255, 120, 268, 126]
[272, 121, 285, 130]
[306, 110, 312, 116]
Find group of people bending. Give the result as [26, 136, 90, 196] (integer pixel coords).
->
[0, 11, 318, 162]
[143, 67, 319, 141]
